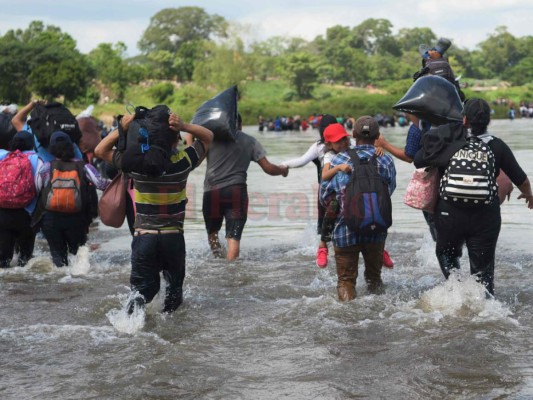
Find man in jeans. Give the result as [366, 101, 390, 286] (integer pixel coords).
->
[320, 116, 396, 301]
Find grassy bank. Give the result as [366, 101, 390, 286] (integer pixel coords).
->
[86, 80, 533, 126]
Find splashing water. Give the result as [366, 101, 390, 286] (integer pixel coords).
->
[418, 270, 517, 323]
[106, 292, 146, 335]
[68, 246, 91, 276]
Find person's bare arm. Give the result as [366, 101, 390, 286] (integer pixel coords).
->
[94, 114, 135, 164]
[169, 114, 213, 151]
[517, 178, 533, 209]
[374, 135, 413, 163]
[322, 163, 352, 181]
[183, 132, 194, 146]
[11, 100, 46, 131]
[257, 157, 289, 177]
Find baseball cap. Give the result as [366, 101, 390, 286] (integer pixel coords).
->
[12, 130, 34, 149]
[463, 98, 491, 125]
[49, 131, 72, 146]
[324, 123, 349, 143]
[353, 116, 380, 139]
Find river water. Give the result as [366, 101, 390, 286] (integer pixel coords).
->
[1, 119, 532, 399]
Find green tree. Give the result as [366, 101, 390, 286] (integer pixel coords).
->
[88, 42, 133, 101]
[138, 6, 228, 54]
[282, 52, 320, 99]
[506, 57, 533, 85]
[352, 19, 401, 56]
[396, 27, 436, 53]
[193, 40, 247, 90]
[478, 26, 521, 77]
[27, 24, 92, 102]
[0, 31, 31, 103]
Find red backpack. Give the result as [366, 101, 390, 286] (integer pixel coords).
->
[0, 150, 36, 208]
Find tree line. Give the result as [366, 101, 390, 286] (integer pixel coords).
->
[0, 6, 531, 105]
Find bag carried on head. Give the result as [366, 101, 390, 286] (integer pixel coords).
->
[440, 136, 497, 206]
[119, 105, 174, 176]
[43, 160, 86, 213]
[29, 102, 81, 148]
[343, 150, 392, 234]
[191, 86, 238, 141]
[0, 150, 36, 208]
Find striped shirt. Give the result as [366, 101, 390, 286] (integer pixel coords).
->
[116, 141, 204, 231]
[320, 144, 396, 247]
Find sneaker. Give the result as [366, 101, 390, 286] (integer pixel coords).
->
[316, 247, 328, 268]
[382, 250, 394, 269]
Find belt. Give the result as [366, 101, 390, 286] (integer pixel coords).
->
[134, 229, 182, 236]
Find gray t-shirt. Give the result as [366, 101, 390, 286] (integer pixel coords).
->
[204, 131, 267, 191]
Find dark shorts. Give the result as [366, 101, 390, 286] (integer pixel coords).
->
[202, 184, 248, 240]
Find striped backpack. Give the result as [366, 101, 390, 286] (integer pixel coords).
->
[440, 136, 497, 207]
[0, 150, 36, 208]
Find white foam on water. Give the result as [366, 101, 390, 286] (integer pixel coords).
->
[26, 256, 55, 273]
[418, 270, 517, 323]
[106, 306, 145, 335]
[415, 231, 440, 271]
[68, 246, 91, 276]
[106, 292, 146, 334]
[309, 269, 336, 289]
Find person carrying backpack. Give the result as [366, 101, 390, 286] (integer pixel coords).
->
[0, 131, 43, 268]
[33, 131, 109, 267]
[320, 116, 396, 301]
[417, 99, 532, 296]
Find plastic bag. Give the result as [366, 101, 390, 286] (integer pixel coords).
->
[191, 86, 238, 141]
[393, 75, 463, 125]
[404, 167, 439, 213]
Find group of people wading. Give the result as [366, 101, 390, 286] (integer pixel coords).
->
[1, 37, 532, 315]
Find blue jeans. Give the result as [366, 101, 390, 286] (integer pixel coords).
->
[130, 232, 186, 313]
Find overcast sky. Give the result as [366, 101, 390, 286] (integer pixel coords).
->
[2, 0, 531, 56]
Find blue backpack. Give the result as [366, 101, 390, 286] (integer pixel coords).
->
[343, 150, 392, 234]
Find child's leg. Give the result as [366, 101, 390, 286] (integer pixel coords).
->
[320, 196, 339, 247]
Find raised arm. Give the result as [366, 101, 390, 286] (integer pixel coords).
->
[11, 100, 46, 131]
[94, 114, 134, 164]
[169, 114, 213, 151]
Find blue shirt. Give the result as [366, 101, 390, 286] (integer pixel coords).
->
[23, 122, 83, 162]
[320, 144, 396, 247]
[404, 123, 422, 159]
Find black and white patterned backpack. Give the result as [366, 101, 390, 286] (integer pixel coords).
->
[440, 136, 497, 206]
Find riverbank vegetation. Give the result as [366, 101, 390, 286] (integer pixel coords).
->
[1, 7, 531, 123]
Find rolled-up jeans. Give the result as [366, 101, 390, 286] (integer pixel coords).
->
[333, 242, 385, 301]
[130, 232, 185, 313]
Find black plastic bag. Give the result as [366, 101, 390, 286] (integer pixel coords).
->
[191, 86, 238, 141]
[393, 75, 463, 126]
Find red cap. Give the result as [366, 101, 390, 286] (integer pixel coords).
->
[324, 123, 349, 143]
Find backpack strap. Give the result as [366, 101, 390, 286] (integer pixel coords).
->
[346, 148, 360, 166]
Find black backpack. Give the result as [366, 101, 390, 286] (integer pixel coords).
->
[28, 102, 81, 148]
[440, 136, 497, 207]
[119, 105, 174, 176]
[343, 150, 392, 234]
